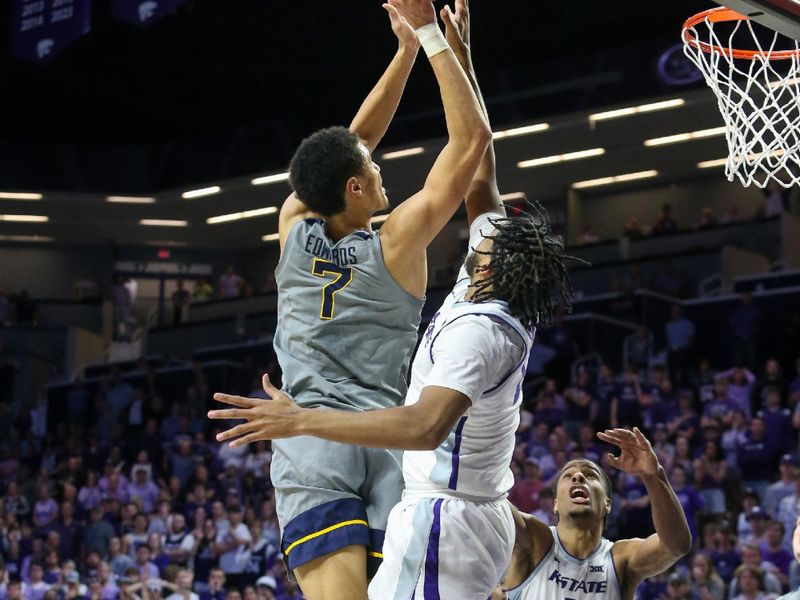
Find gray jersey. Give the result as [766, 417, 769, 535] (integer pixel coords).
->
[273, 218, 424, 411]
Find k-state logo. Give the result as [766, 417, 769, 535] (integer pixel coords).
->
[37, 39, 54, 59]
[139, 1, 158, 21]
[590, 565, 604, 573]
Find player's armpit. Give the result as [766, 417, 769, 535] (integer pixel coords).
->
[503, 505, 553, 589]
[413, 386, 471, 449]
[278, 193, 317, 251]
[613, 534, 685, 583]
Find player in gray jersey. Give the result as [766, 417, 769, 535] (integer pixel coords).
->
[210, 1, 491, 598]
[505, 428, 692, 600]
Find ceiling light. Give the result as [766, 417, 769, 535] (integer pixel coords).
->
[644, 127, 726, 147]
[140, 219, 188, 227]
[499, 192, 526, 201]
[697, 158, 728, 169]
[0, 192, 43, 200]
[381, 147, 425, 160]
[572, 170, 659, 189]
[0, 214, 48, 222]
[207, 206, 278, 224]
[518, 148, 605, 169]
[251, 173, 290, 186]
[493, 123, 549, 139]
[0, 235, 53, 242]
[106, 196, 156, 204]
[181, 186, 221, 199]
[589, 99, 685, 123]
[262, 233, 280, 242]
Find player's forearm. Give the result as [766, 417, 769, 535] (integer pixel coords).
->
[299, 405, 441, 451]
[640, 466, 692, 556]
[428, 50, 491, 152]
[453, 49, 503, 223]
[349, 46, 417, 152]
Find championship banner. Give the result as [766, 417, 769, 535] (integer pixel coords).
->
[11, 0, 91, 64]
[110, 0, 189, 28]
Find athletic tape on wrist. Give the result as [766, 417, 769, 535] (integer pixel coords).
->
[415, 23, 448, 58]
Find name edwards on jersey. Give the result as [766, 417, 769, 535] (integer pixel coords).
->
[304, 233, 359, 267]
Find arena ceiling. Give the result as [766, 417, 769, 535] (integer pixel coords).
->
[1, 0, 738, 247]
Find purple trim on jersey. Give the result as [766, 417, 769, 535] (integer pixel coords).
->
[448, 416, 468, 489]
[424, 499, 443, 599]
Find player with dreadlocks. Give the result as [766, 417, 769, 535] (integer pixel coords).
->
[208, 0, 584, 596]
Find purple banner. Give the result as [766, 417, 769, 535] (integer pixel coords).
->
[11, 0, 91, 64]
[111, 0, 189, 28]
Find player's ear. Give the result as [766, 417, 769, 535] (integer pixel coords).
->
[346, 176, 362, 197]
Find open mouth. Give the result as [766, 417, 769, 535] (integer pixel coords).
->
[569, 486, 591, 504]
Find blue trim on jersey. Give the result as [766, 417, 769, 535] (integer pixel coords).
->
[280, 498, 369, 570]
[553, 526, 606, 565]
[352, 230, 373, 240]
[423, 499, 443, 599]
[302, 217, 323, 225]
[447, 416, 468, 490]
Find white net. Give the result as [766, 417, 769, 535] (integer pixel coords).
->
[683, 11, 800, 188]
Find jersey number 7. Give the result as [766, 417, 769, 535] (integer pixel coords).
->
[311, 258, 353, 320]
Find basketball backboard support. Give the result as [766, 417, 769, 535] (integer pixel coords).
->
[713, 0, 800, 39]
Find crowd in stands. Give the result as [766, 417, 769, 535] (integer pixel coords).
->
[0, 303, 798, 600]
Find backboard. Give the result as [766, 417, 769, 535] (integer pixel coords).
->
[713, 0, 800, 39]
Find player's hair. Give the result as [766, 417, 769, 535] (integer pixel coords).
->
[466, 201, 587, 329]
[289, 126, 367, 217]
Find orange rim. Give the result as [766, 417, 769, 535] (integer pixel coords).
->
[682, 6, 800, 60]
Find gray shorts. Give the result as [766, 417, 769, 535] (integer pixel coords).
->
[271, 435, 403, 574]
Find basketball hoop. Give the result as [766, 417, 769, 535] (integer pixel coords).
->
[682, 7, 800, 188]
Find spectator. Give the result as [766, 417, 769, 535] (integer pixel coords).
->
[666, 305, 695, 387]
[193, 279, 214, 303]
[218, 267, 244, 301]
[199, 569, 225, 600]
[33, 485, 59, 534]
[697, 207, 719, 230]
[759, 520, 792, 587]
[716, 367, 756, 418]
[693, 440, 727, 516]
[172, 281, 191, 326]
[764, 455, 798, 519]
[739, 418, 779, 500]
[652, 203, 678, 236]
[754, 359, 787, 412]
[84, 507, 115, 558]
[214, 507, 250, 590]
[111, 277, 132, 341]
[730, 293, 761, 370]
[690, 553, 726, 600]
[530, 488, 558, 527]
[164, 570, 198, 600]
[611, 367, 643, 429]
[730, 563, 777, 600]
[757, 389, 793, 456]
[163, 514, 195, 569]
[509, 458, 544, 514]
[662, 570, 693, 600]
[254, 577, 276, 600]
[671, 465, 705, 542]
[23, 564, 50, 600]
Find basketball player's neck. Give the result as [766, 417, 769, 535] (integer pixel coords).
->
[556, 519, 603, 559]
[324, 212, 372, 242]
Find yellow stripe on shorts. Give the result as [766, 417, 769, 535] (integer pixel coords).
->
[284, 519, 369, 555]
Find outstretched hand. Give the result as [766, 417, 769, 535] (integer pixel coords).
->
[441, 0, 470, 56]
[387, 0, 436, 30]
[597, 427, 660, 478]
[208, 374, 305, 447]
[383, 4, 419, 52]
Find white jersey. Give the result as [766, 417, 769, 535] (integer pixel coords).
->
[402, 213, 533, 500]
[507, 527, 622, 600]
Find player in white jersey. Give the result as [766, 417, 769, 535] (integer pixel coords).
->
[504, 429, 692, 600]
[209, 4, 581, 597]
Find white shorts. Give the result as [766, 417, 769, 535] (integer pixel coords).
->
[368, 495, 514, 600]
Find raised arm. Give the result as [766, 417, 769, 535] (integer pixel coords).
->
[350, 5, 419, 152]
[597, 428, 692, 584]
[209, 375, 469, 451]
[440, 0, 504, 225]
[278, 6, 419, 250]
[379, 0, 491, 297]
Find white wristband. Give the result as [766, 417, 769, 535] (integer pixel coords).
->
[415, 22, 449, 58]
